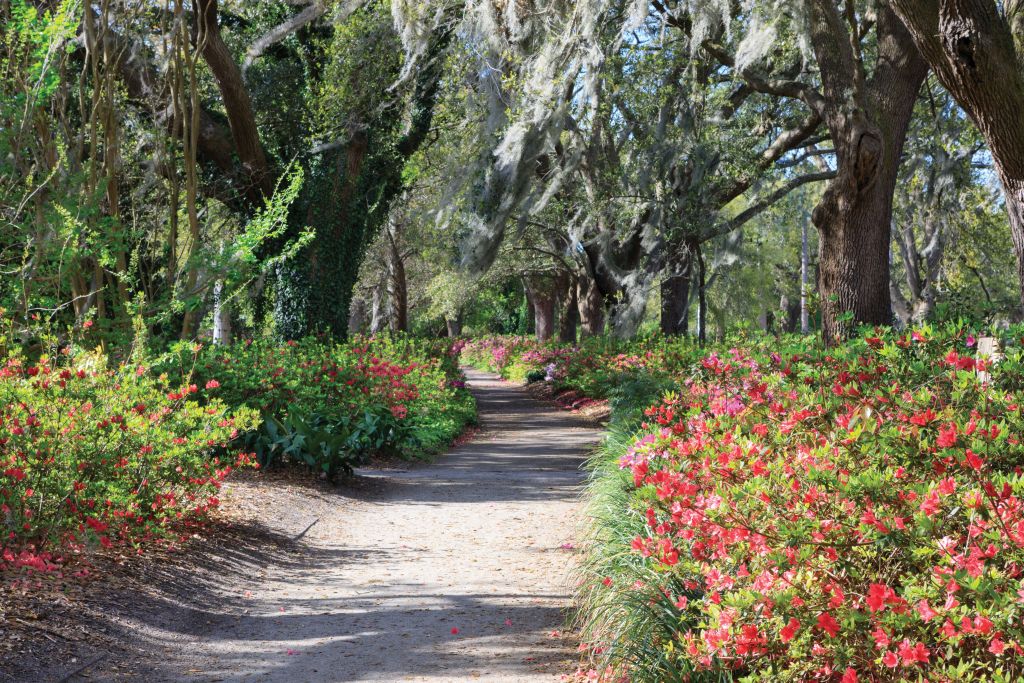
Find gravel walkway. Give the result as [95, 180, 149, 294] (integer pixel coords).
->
[17, 368, 600, 682]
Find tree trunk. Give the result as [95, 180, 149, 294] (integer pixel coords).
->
[533, 296, 556, 341]
[813, 178, 900, 340]
[576, 266, 605, 336]
[525, 277, 558, 342]
[800, 218, 811, 334]
[213, 278, 232, 345]
[779, 295, 800, 333]
[889, 0, 1024, 313]
[387, 230, 408, 333]
[369, 284, 387, 334]
[806, 4, 928, 342]
[348, 297, 367, 335]
[558, 276, 578, 342]
[696, 241, 707, 345]
[446, 314, 463, 337]
[660, 252, 691, 336]
[195, 0, 273, 205]
[524, 285, 536, 335]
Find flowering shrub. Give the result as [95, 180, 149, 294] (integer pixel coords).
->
[166, 335, 475, 477]
[579, 325, 1024, 681]
[0, 344, 258, 573]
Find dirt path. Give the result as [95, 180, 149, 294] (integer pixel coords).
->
[10, 368, 600, 682]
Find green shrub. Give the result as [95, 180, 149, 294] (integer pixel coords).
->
[0, 340, 258, 572]
[577, 324, 1024, 681]
[163, 334, 476, 476]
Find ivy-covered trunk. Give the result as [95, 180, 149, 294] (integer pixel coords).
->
[272, 20, 450, 340]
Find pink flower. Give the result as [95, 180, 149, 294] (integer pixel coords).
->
[205, 379, 220, 389]
[896, 639, 930, 665]
[936, 423, 958, 449]
[866, 583, 895, 612]
[916, 599, 938, 622]
[871, 626, 890, 649]
[964, 449, 984, 470]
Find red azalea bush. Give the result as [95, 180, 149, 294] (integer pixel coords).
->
[460, 335, 701, 396]
[0, 345, 258, 575]
[583, 326, 1024, 681]
[169, 334, 476, 475]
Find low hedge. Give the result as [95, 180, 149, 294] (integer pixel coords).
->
[574, 325, 1024, 681]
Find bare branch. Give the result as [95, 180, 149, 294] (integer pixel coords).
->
[242, 1, 334, 75]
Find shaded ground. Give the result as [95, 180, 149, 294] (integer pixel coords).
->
[1, 368, 601, 682]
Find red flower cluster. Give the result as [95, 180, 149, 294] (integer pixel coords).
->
[611, 329, 1024, 679]
[0, 351, 258, 578]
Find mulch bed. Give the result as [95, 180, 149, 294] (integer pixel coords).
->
[522, 380, 612, 424]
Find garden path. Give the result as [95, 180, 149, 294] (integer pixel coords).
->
[36, 368, 600, 682]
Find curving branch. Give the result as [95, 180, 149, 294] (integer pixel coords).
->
[702, 41, 828, 116]
[705, 170, 837, 241]
[242, 1, 327, 75]
[195, 0, 274, 204]
[713, 112, 824, 206]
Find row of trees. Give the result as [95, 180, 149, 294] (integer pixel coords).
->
[3, 0, 1023, 346]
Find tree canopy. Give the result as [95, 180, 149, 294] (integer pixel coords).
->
[1, 0, 1021, 345]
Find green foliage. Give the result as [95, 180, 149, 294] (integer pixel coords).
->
[273, 0, 446, 339]
[164, 334, 475, 477]
[0, 323, 259, 568]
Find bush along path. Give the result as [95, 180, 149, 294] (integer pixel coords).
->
[4, 367, 600, 682]
[467, 328, 1024, 682]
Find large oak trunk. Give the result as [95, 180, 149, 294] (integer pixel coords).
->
[558, 277, 578, 343]
[532, 295, 556, 341]
[806, 4, 928, 342]
[813, 155, 900, 339]
[525, 277, 558, 342]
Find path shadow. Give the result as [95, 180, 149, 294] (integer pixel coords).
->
[7, 367, 599, 683]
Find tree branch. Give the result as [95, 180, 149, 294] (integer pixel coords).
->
[195, 0, 274, 204]
[706, 170, 836, 240]
[713, 112, 823, 205]
[242, 1, 328, 75]
[702, 41, 827, 116]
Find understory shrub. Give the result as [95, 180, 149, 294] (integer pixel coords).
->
[460, 334, 703, 399]
[0, 327, 473, 575]
[165, 334, 475, 478]
[0, 338, 259, 573]
[576, 325, 1024, 681]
